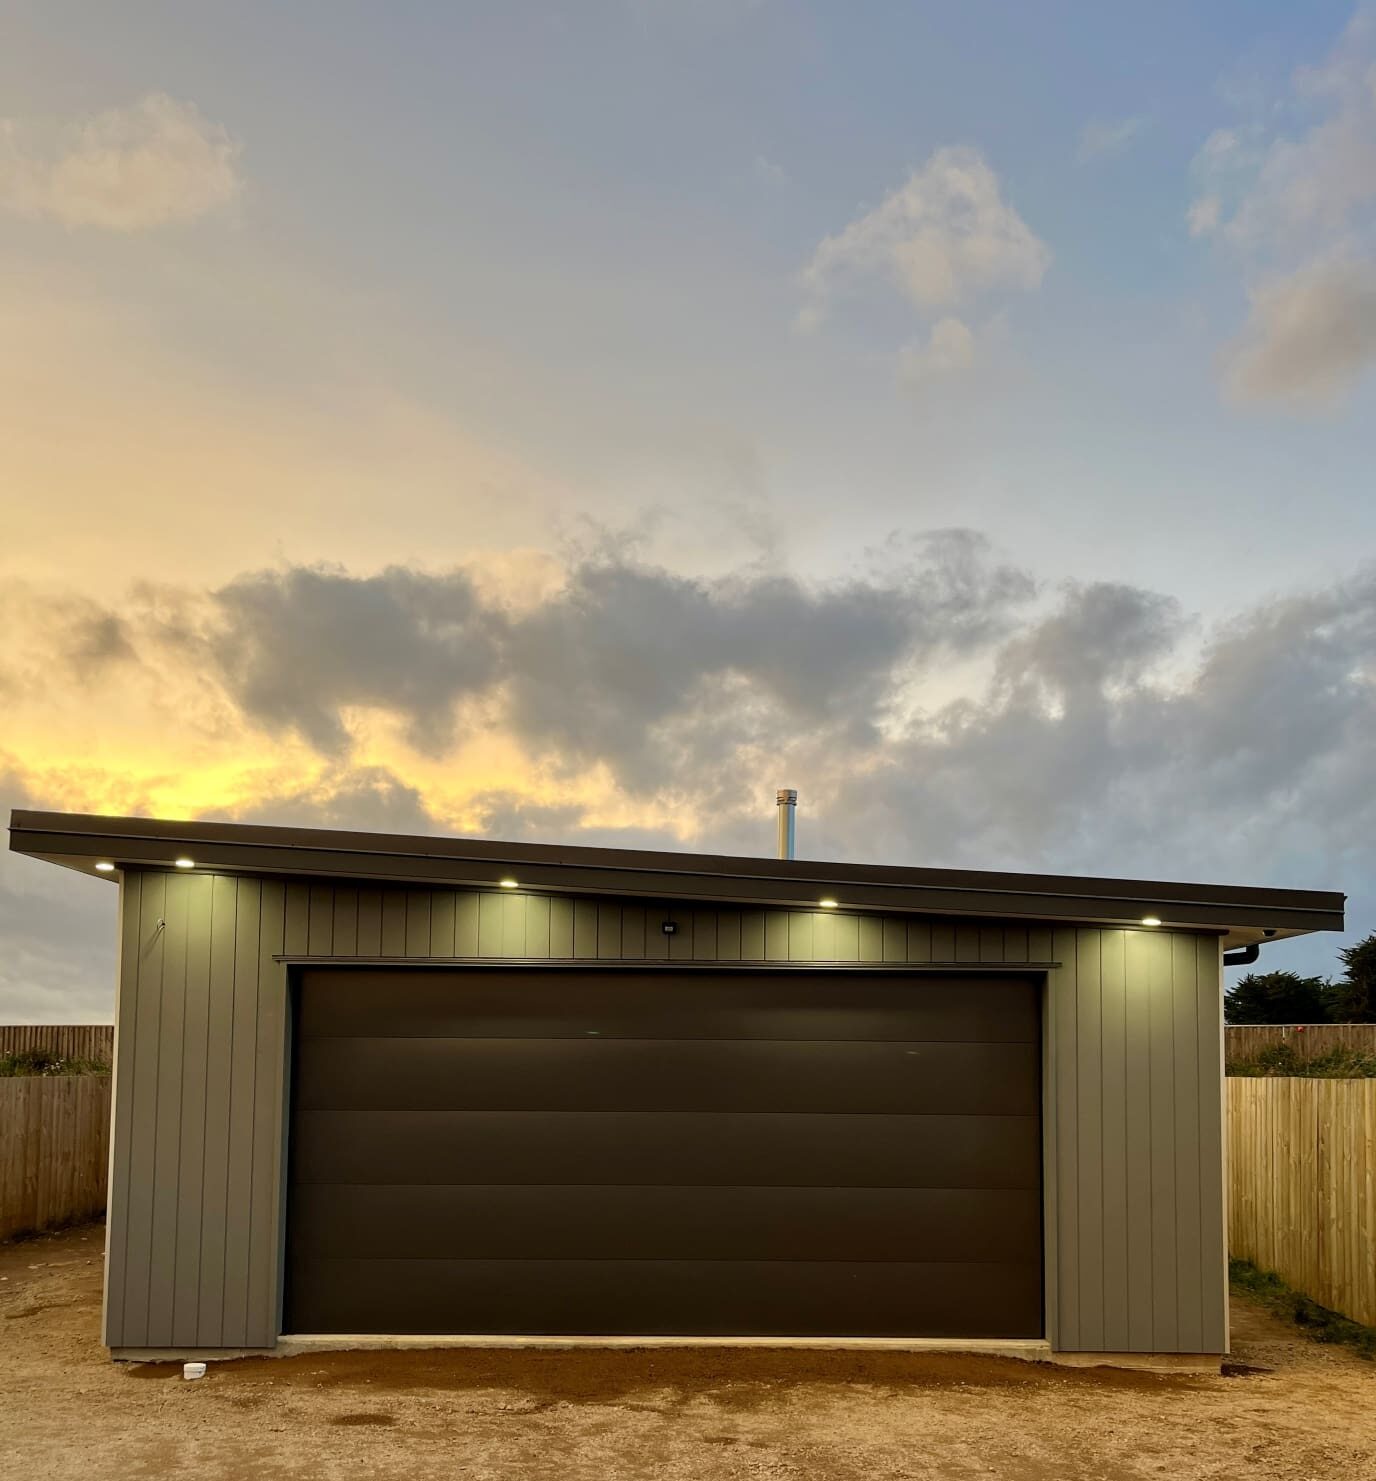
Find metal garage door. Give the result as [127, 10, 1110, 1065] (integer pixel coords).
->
[285, 968, 1042, 1337]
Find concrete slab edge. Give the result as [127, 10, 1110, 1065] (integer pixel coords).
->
[112, 1337, 1221, 1374]
[275, 1334, 1057, 1360]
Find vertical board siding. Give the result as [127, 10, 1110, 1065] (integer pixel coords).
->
[356, 891, 383, 956]
[1229, 1078, 1376, 1329]
[787, 912, 815, 962]
[1052, 929, 1079, 1349]
[1171, 935, 1203, 1353]
[247, 880, 286, 1349]
[307, 887, 333, 957]
[171, 877, 213, 1348]
[105, 873, 1225, 1355]
[1122, 931, 1155, 1351]
[1147, 931, 1179, 1352]
[524, 895, 551, 958]
[122, 871, 166, 1347]
[713, 909, 737, 962]
[1074, 931, 1104, 1351]
[283, 885, 309, 957]
[145, 872, 190, 1344]
[1046, 926, 1225, 1355]
[599, 903, 626, 959]
[741, 912, 765, 961]
[455, 893, 480, 956]
[547, 898, 572, 959]
[907, 921, 933, 964]
[574, 901, 599, 960]
[197, 874, 239, 1346]
[1196, 936, 1228, 1349]
[103, 873, 142, 1345]
[223, 880, 261, 1342]
[331, 887, 358, 957]
[405, 892, 431, 957]
[380, 894, 406, 957]
[1098, 931, 1130, 1350]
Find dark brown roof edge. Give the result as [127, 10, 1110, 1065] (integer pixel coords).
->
[9, 810, 1346, 941]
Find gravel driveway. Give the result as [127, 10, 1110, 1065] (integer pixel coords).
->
[3, 1223, 1374, 1480]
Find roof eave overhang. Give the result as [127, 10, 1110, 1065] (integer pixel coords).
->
[8, 810, 1346, 946]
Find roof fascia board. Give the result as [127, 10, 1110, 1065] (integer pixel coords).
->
[8, 810, 1343, 911]
[9, 812, 1346, 937]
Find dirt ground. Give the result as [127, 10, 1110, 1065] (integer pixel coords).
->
[2, 1224, 1375, 1481]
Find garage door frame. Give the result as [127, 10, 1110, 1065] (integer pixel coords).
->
[275, 959, 1055, 1347]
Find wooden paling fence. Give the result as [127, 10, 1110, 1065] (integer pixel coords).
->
[0, 1076, 113, 1241]
[1228, 1077, 1376, 1328]
[0, 1024, 113, 1063]
[1226, 1024, 1376, 1066]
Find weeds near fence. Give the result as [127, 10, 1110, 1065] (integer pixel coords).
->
[0, 1048, 111, 1077]
[1228, 1043, 1376, 1078]
[1230, 1258, 1376, 1360]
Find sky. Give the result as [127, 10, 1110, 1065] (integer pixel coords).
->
[3, 0, 1375, 1019]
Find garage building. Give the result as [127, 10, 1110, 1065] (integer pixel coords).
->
[9, 810, 1344, 1362]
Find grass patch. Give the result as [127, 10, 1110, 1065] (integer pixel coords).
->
[1228, 1043, 1376, 1078]
[1230, 1258, 1376, 1360]
[0, 1048, 110, 1077]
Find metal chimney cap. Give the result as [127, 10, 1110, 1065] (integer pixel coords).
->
[776, 789, 798, 805]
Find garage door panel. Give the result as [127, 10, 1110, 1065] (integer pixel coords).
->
[285, 1257, 1044, 1338]
[294, 1037, 1039, 1116]
[289, 1184, 1044, 1264]
[287, 967, 1043, 1338]
[291, 1109, 1042, 1190]
[299, 969, 1039, 1043]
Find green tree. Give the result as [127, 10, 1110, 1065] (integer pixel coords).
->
[1330, 933, 1376, 1023]
[1223, 970, 1335, 1025]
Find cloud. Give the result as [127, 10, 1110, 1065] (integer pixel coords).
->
[1190, 11, 1376, 406]
[1077, 116, 1147, 164]
[1188, 194, 1222, 237]
[0, 586, 137, 688]
[497, 531, 1034, 787]
[1187, 128, 1262, 241]
[993, 582, 1183, 703]
[118, 533, 1028, 786]
[206, 565, 505, 755]
[8, 546, 1376, 1014]
[0, 864, 116, 1022]
[798, 146, 1049, 350]
[1224, 257, 1376, 408]
[815, 571, 1376, 899]
[216, 764, 443, 836]
[13, 542, 1375, 868]
[898, 316, 979, 383]
[0, 764, 118, 1021]
[1227, 18, 1376, 252]
[464, 790, 681, 853]
[0, 93, 241, 230]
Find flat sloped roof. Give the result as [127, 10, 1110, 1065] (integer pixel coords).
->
[9, 810, 1344, 948]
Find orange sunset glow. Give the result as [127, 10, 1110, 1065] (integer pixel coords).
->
[4, 5, 1375, 1023]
